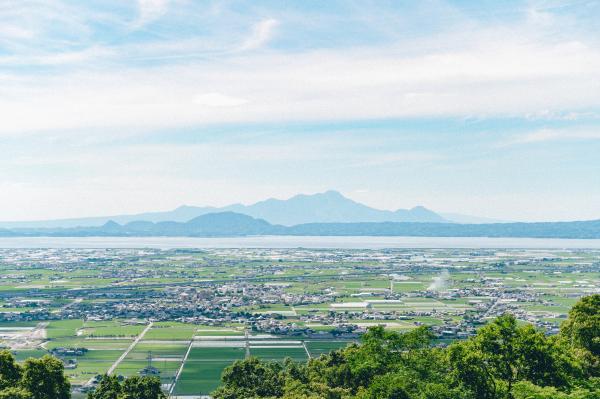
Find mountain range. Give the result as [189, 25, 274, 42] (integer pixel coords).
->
[2, 211, 600, 239]
[0, 190, 497, 228]
[14, 189, 600, 239]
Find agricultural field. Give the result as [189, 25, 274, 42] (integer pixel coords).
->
[0, 247, 598, 396]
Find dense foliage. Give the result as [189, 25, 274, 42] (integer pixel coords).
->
[0, 354, 70, 399]
[213, 294, 600, 399]
[0, 351, 164, 399]
[87, 375, 165, 399]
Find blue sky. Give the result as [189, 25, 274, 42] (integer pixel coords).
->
[1, 0, 600, 222]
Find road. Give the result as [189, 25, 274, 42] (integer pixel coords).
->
[483, 298, 500, 319]
[168, 337, 195, 397]
[302, 341, 311, 359]
[106, 321, 154, 376]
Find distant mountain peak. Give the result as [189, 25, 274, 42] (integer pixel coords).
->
[0, 190, 449, 228]
[219, 190, 447, 225]
[102, 220, 121, 229]
[321, 189, 344, 197]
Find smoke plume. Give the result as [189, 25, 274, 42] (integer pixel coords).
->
[427, 270, 450, 291]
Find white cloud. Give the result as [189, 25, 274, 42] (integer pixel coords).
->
[0, 46, 113, 67]
[505, 128, 600, 145]
[0, 25, 36, 39]
[193, 93, 249, 107]
[1, 5, 600, 137]
[2, 35, 600, 136]
[134, 0, 170, 27]
[239, 18, 279, 51]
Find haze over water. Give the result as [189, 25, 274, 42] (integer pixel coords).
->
[1, 236, 600, 249]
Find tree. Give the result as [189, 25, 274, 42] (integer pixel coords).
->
[211, 297, 600, 399]
[0, 387, 32, 399]
[121, 376, 164, 399]
[87, 375, 165, 399]
[515, 325, 576, 388]
[357, 372, 411, 399]
[19, 356, 70, 399]
[447, 341, 497, 399]
[0, 351, 22, 391]
[470, 314, 574, 396]
[87, 375, 121, 399]
[471, 314, 523, 396]
[212, 357, 284, 399]
[560, 294, 600, 376]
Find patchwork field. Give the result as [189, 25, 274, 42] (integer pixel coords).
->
[0, 247, 597, 396]
[174, 346, 246, 395]
[2, 318, 352, 395]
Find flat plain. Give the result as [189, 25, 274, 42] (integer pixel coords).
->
[0, 247, 598, 396]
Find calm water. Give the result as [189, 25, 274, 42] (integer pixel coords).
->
[0, 236, 600, 249]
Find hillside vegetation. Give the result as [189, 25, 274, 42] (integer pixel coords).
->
[213, 295, 600, 399]
[0, 352, 163, 399]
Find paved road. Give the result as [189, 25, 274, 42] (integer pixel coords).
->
[168, 337, 195, 397]
[106, 322, 154, 376]
[302, 341, 311, 359]
[245, 329, 250, 359]
[483, 298, 500, 319]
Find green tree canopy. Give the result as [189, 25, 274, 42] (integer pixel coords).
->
[0, 351, 22, 391]
[19, 356, 70, 399]
[212, 295, 600, 399]
[87, 375, 165, 399]
[560, 294, 600, 376]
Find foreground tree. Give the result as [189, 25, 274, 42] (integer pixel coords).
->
[560, 294, 600, 376]
[0, 387, 32, 399]
[0, 353, 69, 399]
[0, 351, 167, 399]
[19, 356, 70, 399]
[0, 351, 22, 391]
[87, 375, 165, 399]
[87, 375, 121, 399]
[467, 314, 576, 396]
[212, 357, 285, 399]
[212, 295, 600, 399]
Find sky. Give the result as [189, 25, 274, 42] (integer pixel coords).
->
[1, 0, 600, 222]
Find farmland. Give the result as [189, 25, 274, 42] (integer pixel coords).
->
[0, 247, 598, 396]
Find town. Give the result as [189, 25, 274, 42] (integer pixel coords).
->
[0, 247, 598, 397]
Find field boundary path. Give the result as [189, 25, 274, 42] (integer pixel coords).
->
[106, 321, 153, 376]
[245, 328, 250, 358]
[302, 341, 311, 359]
[168, 337, 195, 397]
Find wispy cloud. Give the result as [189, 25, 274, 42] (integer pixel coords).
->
[2, 35, 600, 136]
[133, 0, 170, 28]
[193, 93, 249, 107]
[0, 25, 36, 39]
[504, 128, 600, 145]
[239, 18, 279, 51]
[2, 1, 600, 221]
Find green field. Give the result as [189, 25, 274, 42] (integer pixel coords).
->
[0, 247, 597, 395]
[305, 341, 353, 357]
[143, 322, 197, 340]
[250, 346, 308, 362]
[174, 347, 246, 395]
[46, 319, 83, 339]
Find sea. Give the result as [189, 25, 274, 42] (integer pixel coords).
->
[0, 236, 600, 249]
